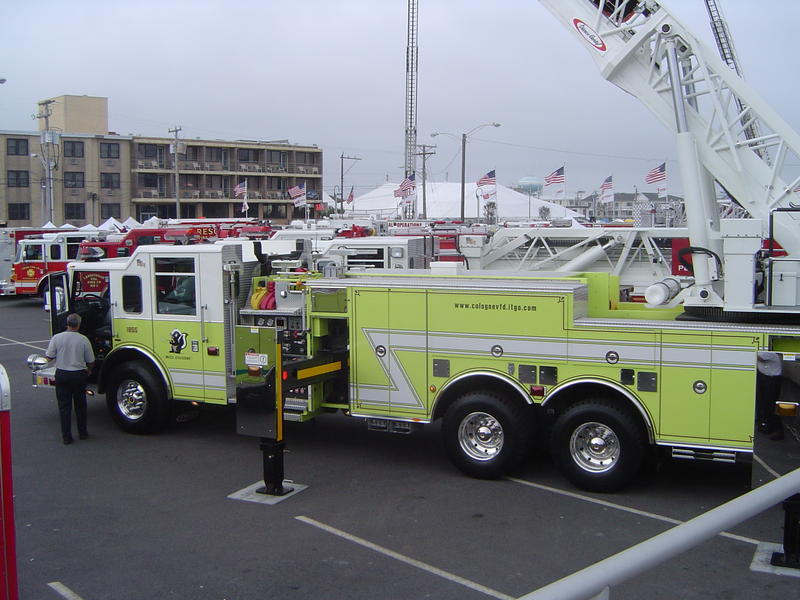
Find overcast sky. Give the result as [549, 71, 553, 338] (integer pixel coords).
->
[2, 0, 798, 200]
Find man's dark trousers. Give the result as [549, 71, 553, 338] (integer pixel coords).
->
[55, 368, 88, 441]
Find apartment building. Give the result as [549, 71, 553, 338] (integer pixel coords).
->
[1, 95, 323, 226]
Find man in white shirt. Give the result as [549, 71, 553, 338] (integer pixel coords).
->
[46, 313, 95, 445]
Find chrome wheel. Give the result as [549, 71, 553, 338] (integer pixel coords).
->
[569, 421, 620, 473]
[458, 411, 504, 462]
[117, 379, 147, 421]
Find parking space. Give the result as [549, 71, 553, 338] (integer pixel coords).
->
[1, 296, 798, 599]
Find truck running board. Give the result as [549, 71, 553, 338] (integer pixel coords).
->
[671, 447, 738, 463]
[366, 418, 418, 435]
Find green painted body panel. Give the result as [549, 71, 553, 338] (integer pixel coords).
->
[114, 318, 228, 404]
[328, 271, 779, 454]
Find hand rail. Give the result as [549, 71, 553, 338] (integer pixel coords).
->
[520, 466, 800, 600]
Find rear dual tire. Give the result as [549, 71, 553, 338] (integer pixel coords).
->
[550, 400, 646, 492]
[442, 391, 530, 479]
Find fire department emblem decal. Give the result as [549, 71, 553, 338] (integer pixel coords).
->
[169, 329, 188, 354]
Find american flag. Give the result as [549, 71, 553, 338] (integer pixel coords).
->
[394, 173, 416, 197]
[544, 166, 565, 186]
[645, 163, 667, 184]
[288, 183, 306, 206]
[346, 186, 354, 204]
[599, 175, 614, 203]
[234, 181, 247, 198]
[476, 170, 496, 187]
[287, 183, 305, 199]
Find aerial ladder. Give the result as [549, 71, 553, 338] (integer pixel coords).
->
[537, 0, 800, 320]
[703, 0, 764, 149]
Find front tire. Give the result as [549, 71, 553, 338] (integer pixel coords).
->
[106, 362, 170, 434]
[550, 399, 646, 492]
[442, 390, 530, 479]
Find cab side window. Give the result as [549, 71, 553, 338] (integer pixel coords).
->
[155, 257, 196, 315]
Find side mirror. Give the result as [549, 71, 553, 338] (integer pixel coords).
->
[26, 354, 49, 371]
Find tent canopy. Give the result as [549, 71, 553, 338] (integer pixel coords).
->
[346, 182, 582, 224]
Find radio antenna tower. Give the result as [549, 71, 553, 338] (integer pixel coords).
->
[404, 0, 419, 216]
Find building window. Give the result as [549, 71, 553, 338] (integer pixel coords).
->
[7, 170, 29, 187]
[186, 146, 201, 160]
[267, 150, 286, 164]
[202, 203, 228, 218]
[63, 141, 85, 158]
[205, 147, 223, 161]
[264, 203, 287, 219]
[101, 173, 120, 189]
[238, 149, 259, 163]
[295, 151, 316, 165]
[8, 203, 30, 220]
[64, 203, 85, 220]
[64, 172, 85, 188]
[6, 138, 28, 156]
[139, 144, 159, 159]
[100, 143, 120, 159]
[100, 203, 121, 219]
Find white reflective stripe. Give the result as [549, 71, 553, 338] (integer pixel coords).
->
[567, 341, 657, 363]
[712, 348, 756, 367]
[663, 346, 710, 365]
[172, 369, 226, 390]
[203, 372, 226, 389]
[171, 370, 204, 386]
[360, 329, 424, 409]
[429, 333, 569, 359]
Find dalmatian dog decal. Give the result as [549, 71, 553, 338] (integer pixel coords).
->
[169, 329, 188, 354]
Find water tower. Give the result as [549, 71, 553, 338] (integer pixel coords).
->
[518, 177, 543, 194]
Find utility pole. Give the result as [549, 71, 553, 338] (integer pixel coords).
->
[169, 126, 182, 218]
[35, 100, 57, 224]
[416, 144, 436, 220]
[340, 154, 361, 214]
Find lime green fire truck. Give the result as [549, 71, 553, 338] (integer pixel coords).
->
[30, 238, 800, 491]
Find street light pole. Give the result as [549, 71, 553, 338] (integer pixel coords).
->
[432, 123, 500, 220]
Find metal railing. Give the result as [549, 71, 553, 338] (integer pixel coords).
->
[520, 466, 800, 600]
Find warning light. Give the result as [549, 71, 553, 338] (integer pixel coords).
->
[282, 371, 289, 381]
[429, 385, 436, 392]
[530, 385, 545, 397]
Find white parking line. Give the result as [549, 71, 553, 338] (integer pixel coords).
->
[296, 515, 515, 600]
[507, 477, 760, 546]
[47, 581, 87, 600]
[754, 454, 781, 480]
[0, 335, 48, 351]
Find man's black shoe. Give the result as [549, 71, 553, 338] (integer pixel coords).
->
[63, 438, 73, 445]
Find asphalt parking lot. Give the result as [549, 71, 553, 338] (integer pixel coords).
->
[1, 295, 799, 600]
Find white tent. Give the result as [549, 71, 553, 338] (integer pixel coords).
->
[346, 182, 582, 224]
[99, 217, 124, 231]
[122, 216, 141, 229]
[57, 223, 78, 229]
[79, 223, 97, 231]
